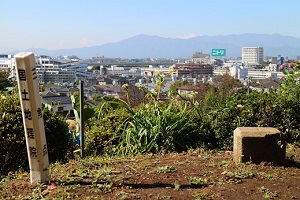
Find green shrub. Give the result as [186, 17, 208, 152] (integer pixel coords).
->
[100, 97, 202, 155]
[199, 88, 300, 149]
[0, 93, 72, 175]
[43, 107, 72, 163]
[85, 107, 130, 155]
[199, 98, 240, 149]
[0, 93, 26, 174]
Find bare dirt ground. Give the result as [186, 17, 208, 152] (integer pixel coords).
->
[1, 145, 300, 200]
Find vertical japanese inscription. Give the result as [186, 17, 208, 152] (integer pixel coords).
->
[29, 147, 38, 158]
[18, 69, 26, 81]
[24, 109, 32, 120]
[32, 68, 37, 80]
[21, 89, 29, 101]
[15, 52, 49, 183]
[37, 107, 43, 119]
[27, 128, 35, 139]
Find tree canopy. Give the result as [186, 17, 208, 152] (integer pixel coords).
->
[0, 71, 13, 91]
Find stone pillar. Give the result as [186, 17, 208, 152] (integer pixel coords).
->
[15, 52, 49, 183]
[233, 127, 286, 166]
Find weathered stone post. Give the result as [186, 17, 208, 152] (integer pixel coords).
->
[233, 127, 286, 166]
[15, 52, 49, 183]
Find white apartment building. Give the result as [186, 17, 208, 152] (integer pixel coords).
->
[265, 63, 278, 72]
[0, 54, 16, 80]
[229, 64, 248, 80]
[35, 55, 76, 83]
[242, 47, 264, 68]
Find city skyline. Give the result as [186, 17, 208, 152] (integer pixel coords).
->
[1, 0, 300, 51]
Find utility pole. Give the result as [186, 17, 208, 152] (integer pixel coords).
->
[80, 80, 85, 158]
[247, 76, 251, 94]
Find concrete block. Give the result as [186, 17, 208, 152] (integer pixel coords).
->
[233, 127, 286, 166]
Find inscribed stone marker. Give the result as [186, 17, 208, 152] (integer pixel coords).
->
[15, 52, 49, 183]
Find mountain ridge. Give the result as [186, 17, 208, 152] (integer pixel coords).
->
[5, 33, 300, 59]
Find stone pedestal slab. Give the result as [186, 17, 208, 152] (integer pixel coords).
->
[233, 127, 286, 166]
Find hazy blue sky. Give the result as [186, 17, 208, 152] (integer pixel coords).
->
[1, 0, 299, 51]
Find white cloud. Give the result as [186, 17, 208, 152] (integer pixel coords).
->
[176, 33, 198, 39]
[58, 40, 65, 46]
[80, 38, 90, 46]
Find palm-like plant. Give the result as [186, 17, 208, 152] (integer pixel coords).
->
[115, 99, 195, 154]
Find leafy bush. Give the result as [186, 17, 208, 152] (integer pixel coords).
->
[199, 88, 300, 149]
[0, 71, 13, 91]
[0, 93, 26, 174]
[123, 100, 200, 154]
[0, 92, 72, 175]
[43, 107, 72, 163]
[278, 60, 300, 143]
[85, 107, 130, 155]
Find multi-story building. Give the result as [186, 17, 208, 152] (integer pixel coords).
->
[0, 54, 15, 79]
[0, 54, 13, 71]
[1, 54, 92, 84]
[169, 63, 213, 78]
[35, 55, 92, 84]
[265, 63, 278, 72]
[242, 47, 264, 68]
[35, 55, 76, 83]
[229, 64, 248, 80]
[191, 52, 210, 64]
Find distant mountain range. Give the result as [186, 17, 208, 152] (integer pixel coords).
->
[4, 33, 300, 59]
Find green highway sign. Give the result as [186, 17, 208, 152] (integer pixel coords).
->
[211, 48, 226, 57]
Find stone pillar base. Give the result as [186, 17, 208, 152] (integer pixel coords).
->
[233, 127, 286, 166]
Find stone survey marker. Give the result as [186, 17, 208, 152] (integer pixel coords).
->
[15, 52, 49, 183]
[233, 127, 286, 166]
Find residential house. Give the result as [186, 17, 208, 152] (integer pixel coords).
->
[98, 77, 113, 85]
[42, 92, 73, 117]
[85, 84, 122, 100]
[249, 79, 280, 92]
